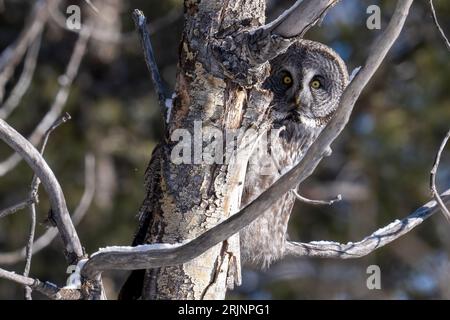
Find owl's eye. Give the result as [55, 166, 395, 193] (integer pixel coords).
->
[282, 75, 293, 86]
[310, 79, 322, 89]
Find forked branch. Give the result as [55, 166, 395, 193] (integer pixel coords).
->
[0, 119, 84, 264]
[286, 188, 450, 258]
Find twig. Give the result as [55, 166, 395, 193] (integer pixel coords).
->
[39, 112, 72, 155]
[81, 0, 413, 280]
[0, 119, 84, 264]
[0, 154, 95, 265]
[285, 189, 450, 258]
[430, 129, 450, 221]
[132, 10, 168, 122]
[21, 112, 71, 299]
[0, 196, 36, 219]
[0, 28, 90, 177]
[0, 32, 42, 119]
[30, 112, 72, 193]
[0, 268, 80, 300]
[23, 204, 36, 300]
[292, 189, 342, 206]
[429, 0, 450, 51]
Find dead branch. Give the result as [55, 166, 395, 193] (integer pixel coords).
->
[0, 118, 84, 264]
[264, 0, 337, 38]
[430, 129, 450, 222]
[0, 154, 95, 265]
[0, 268, 80, 300]
[132, 10, 167, 121]
[23, 204, 36, 300]
[0, 196, 36, 219]
[286, 188, 450, 258]
[429, 0, 450, 51]
[20, 112, 71, 299]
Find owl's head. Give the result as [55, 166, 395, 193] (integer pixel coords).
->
[264, 40, 349, 126]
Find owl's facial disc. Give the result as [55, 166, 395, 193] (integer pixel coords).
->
[293, 67, 338, 121]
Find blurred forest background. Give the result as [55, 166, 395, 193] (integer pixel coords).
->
[0, 0, 449, 300]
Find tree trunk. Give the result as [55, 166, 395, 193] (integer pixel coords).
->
[137, 0, 273, 300]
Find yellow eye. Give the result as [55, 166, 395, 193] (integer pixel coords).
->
[282, 75, 293, 85]
[310, 80, 321, 89]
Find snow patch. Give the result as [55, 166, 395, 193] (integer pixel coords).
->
[165, 93, 176, 123]
[63, 259, 88, 290]
[372, 219, 402, 236]
[309, 240, 341, 246]
[349, 66, 362, 82]
[91, 240, 190, 257]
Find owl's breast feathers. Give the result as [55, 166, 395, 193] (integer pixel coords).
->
[240, 120, 323, 268]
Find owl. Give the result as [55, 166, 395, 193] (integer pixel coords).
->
[240, 40, 349, 268]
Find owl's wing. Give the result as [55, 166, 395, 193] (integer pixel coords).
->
[239, 124, 319, 267]
[240, 173, 297, 267]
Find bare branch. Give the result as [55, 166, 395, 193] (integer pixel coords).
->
[0, 33, 42, 119]
[0, 119, 84, 264]
[0, 28, 90, 177]
[0, 268, 80, 300]
[430, 129, 450, 222]
[1, 268, 38, 288]
[429, 0, 450, 51]
[264, 0, 338, 38]
[0, 196, 36, 219]
[20, 113, 71, 299]
[292, 189, 342, 206]
[81, 0, 413, 281]
[23, 204, 36, 300]
[29, 112, 72, 196]
[0, 154, 95, 265]
[132, 10, 167, 121]
[285, 189, 450, 258]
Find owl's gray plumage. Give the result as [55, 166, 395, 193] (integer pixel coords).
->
[240, 40, 349, 268]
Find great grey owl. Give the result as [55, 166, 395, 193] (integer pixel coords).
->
[240, 40, 349, 268]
